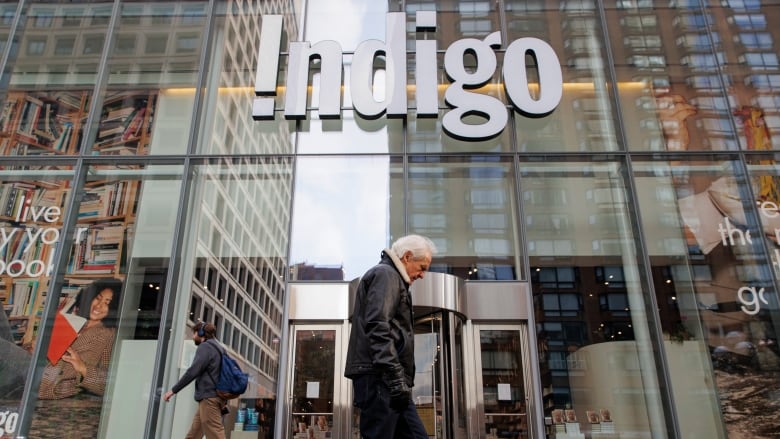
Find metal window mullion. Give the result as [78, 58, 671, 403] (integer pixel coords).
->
[595, 0, 681, 437]
[184, 0, 219, 155]
[15, 1, 123, 435]
[0, 0, 27, 93]
[142, 0, 219, 435]
[79, 0, 123, 156]
[15, 156, 90, 437]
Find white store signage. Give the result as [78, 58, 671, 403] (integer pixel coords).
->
[252, 12, 563, 141]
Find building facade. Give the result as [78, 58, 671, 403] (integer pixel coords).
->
[0, 0, 778, 438]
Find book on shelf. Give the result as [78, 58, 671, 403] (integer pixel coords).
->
[53, 92, 84, 110]
[32, 103, 60, 142]
[98, 124, 126, 138]
[0, 99, 17, 133]
[96, 145, 136, 155]
[7, 141, 27, 155]
[53, 121, 73, 152]
[68, 221, 125, 275]
[16, 95, 44, 137]
[78, 181, 130, 218]
[9, 279, 40, 316]
[105, 106, 136, 121]
[57, 280, 91, 313]
[121, 107, 146, 141]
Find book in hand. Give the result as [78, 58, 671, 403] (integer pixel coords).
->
[47, 311, 87, 364]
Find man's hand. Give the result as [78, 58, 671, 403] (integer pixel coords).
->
[383, 365, 410, 410]
[163, 390, 174, 402]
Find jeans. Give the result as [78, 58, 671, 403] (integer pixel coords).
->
[352, 374, 428, 439]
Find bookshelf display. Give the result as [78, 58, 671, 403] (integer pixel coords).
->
[0, 179, 68, 346]
[0, 175, 139, 346]
[93, 91, 157, 155]
[0, 91, 88, 155]
[0, 89, 159, 156]
[67, 177, 138, 277]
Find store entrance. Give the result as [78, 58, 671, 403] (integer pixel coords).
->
[284, 274, 536, 439]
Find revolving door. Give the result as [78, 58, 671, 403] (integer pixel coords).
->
[413, 310, 468, 438]
[283, 273, 538, 439]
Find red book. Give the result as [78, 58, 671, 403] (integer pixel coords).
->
[47, 311, 87, 364]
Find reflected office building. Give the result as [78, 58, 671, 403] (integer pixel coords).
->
[0, 1, 779, 438]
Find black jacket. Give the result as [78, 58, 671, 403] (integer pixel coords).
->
[344, 250, 415, 387]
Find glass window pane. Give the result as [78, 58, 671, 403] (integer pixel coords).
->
[0, 2, 15, 54]
[163, 157, 292, 437]
[290, 156, 401, 281]
[507, 2, 619, 152]
[604, 1, 780, 152]
[0, 163, 183, 437]
[298, 110, 404, 154]
[524, 160, 669, 438]
[87, 2, 208, 156]
[409, 156, 520, 280]
[407, 0, 499, 47]
[195, 3, 296, 154]
[479, 329, 528, 438]
[291, 329, 336, 434]
[634, 157, 780, 437]
[409, 111, 512, 153]
[307, 1, 388, 51]
[0, 3, 106, 156]
[0, 165, 74, 418]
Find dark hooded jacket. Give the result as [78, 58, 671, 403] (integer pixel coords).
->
[344, 249, 415, 387]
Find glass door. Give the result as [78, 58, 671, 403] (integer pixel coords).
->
[413, 312, 468, 439]
[414, 314, 443, 438]
[289, 326, 343, 439]
[475, 326, 529, 439]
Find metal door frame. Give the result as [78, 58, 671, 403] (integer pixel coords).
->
[281, 277, 539, 439]
[413, 309, 470, 439]
[285, 323, 351, 439]
[464, 322, 533, 439]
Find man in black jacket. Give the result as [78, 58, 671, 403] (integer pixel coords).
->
[345, 234, 437, 439]
[164, 322, 225, 439]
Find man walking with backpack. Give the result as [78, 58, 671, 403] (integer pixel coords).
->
[164, 322, 226, 439]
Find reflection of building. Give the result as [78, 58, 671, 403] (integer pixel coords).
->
[289, 263, 344, 281]
[2, 1, 780, 439]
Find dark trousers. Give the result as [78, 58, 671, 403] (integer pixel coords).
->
[352, 374, 428, 439]
[0, 310, 29, 399]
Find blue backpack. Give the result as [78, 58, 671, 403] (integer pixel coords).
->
[214, 343, 249, 399]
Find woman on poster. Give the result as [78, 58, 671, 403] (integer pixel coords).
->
[0, 278, 122, 400]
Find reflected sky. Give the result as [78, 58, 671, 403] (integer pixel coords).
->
[298, 110, 398, 154]
[305, 0, 388, 51]
[290, 156, 391, 280]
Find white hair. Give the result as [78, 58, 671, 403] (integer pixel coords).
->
[391, 234, 437, 260]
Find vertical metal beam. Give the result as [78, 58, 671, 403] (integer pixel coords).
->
[0, 0, 27, 94]
[142, 0, 217, 436]
[594, 0, 680, 437]
[14, 1, 123, 436]
[14, 155, 89, 437]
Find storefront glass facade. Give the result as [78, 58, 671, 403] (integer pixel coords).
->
[0, 0, 778, 438]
